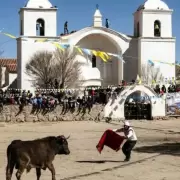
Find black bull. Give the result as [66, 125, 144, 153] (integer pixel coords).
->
[6, 135, 70, 180]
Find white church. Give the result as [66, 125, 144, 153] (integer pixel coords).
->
[16, 0, 176, 90]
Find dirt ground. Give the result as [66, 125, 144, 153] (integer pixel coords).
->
[0, 119, 180, 180]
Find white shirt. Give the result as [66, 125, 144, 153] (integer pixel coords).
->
[113, 127, 137, 141]
[124, 127, 137, 141]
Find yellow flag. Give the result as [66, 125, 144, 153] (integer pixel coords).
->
[53, 42, 64, 51]
[75, 47, 83, 55]
[103, 52, 110, 60]
[3, 33, 16, 39]
[92, 50, 98, 56]
[152, 80, 156, 84]
[97, 51, 107, 62]
[91, 50, 109, 62]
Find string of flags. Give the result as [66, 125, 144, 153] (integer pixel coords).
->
[2, 32, 180, 66]
[0, 32, 124, 63]
[148, 59, 176, 66]
[137, 76, 175, 85]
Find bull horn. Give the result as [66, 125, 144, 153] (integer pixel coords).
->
[66, 135, 70, 139]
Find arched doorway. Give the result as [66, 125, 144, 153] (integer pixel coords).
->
[124, 90, 152, 120]
[36, 18, 45, 36]
[76, 33, 122, 86]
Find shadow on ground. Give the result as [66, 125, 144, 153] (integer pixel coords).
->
[134, 142, 180, 156]
[60, 155, 160, 180]
[76, 160, 123, 164]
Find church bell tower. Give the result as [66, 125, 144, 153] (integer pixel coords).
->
[133, 0, 175, 81]
[17, 0, 58, 91]
[19, 0, 57, 37]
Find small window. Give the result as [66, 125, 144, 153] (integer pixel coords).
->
[92, 55, 96, 68]
[36, 19, 45, 36]
[20, 20, 23, 35]
[154, 20, 161, 37]
[137, 22, 140, 37]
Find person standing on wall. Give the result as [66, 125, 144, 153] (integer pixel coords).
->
[105, 19, 110, 28]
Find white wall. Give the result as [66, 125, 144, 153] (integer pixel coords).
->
[1, 67, 6, 86]
[123, 39, 139, 82]
[8, 73, 17, 86]
[17, 38, 57, 91]
[139, 39, 176, 79]
[19, 8, 57, 36]
[75, 54, 101, 86]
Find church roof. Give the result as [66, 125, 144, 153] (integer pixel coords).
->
[0, 58, 17, 73]
[60, 26, 131, 43]
[137, 0, 169, 11]
[25, 0, 53, 8]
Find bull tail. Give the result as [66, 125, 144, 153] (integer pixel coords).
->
[6, 145, 15, 180]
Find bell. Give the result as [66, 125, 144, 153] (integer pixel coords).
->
[155, 24, 159, 29]
[36, 23, 42, 30]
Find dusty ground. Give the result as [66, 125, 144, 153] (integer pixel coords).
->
[0, 119, 180, 180]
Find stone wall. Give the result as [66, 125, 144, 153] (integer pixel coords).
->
[0, 105, 105, 123]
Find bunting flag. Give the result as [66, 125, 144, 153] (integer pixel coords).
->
[148, 60, 154, 66]
[149, 59, 175, 66]
[1, 31, 179, 66]
[152, 79, 156, 84]
[52, 42, 65, 51]
[75, 46, 83, 55]
[0, 32, 124, 63]
[2, 33, 16, 39]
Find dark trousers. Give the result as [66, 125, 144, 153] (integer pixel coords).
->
[122, 140, 137, 160]
[64, 27, 68, 34]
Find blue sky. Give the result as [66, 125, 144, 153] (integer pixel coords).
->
[0, 0, 179, 61]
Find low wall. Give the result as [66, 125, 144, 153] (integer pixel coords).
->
[0, 105, 105, 123]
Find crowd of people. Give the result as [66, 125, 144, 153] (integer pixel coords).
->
[0, 88, 114, 114]
[154, 84, 177, 94]
[0, 82, 178, 115]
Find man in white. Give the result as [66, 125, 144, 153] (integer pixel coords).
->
[113, 121, 137, 161]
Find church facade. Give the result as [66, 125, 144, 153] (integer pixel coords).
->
[17, 0, 176, 90]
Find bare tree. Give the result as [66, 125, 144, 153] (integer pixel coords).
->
[26, 48, 81, 89]
[141, 65, 150, 84]
[141, 64, 164, 85]
[26, 51, 54, 88]
[53, 47, 81, 88]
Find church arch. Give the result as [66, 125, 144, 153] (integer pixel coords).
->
[104, 85, 166, 120]
[36, 18, 45, 36]
[74, 31, 122, 54]
[154, 20, 161, 37]
[75, 33, 122, 86]
[124, 90, 152, 120]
